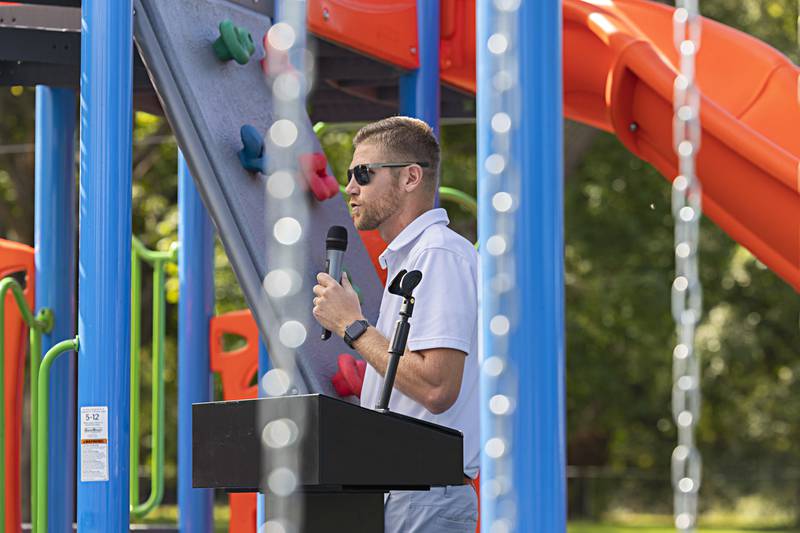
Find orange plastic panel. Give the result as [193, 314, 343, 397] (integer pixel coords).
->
[440, 0, 476, 94]
[307, 0, 419, 70]
[209, 309, 259, 533]
[210, 309, 259, 402]
[228, 492, 257, 533]
[0, 239, 34, 533]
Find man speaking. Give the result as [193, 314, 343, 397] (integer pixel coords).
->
[312, 117, 479, 533]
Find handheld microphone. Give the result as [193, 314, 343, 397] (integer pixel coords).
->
[322, 225, 348, 340]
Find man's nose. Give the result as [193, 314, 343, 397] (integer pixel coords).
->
[345, 174, 359, 196]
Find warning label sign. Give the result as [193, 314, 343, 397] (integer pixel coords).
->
[80, 406, 109, 482]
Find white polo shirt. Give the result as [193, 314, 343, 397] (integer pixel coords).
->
[360, 208, 479, 478]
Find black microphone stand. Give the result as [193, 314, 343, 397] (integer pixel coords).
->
[375, 270, 422, 413]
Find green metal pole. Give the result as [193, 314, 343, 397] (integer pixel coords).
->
[0, 285, 6, 533]
[36, 336, 79, 533]
[130, 240, 175, 519]
[29, 308, 52, 533]
[132, 237, 178, 264]
[29, 326, 39, 532]
[130, 246, 142, 509]
[130, 258, 166, 517]
[1, 280, 24, 532]
[438, 186, 478, 216]
[0, 278, 51, 533]
[154, 260, 166, 507]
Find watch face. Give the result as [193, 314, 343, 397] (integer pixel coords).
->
[347, 320, 365, 337]
[346, 320, 368, 348]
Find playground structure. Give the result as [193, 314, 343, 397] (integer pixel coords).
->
[0, 0, 796, 532]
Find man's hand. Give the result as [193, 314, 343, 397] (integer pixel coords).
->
[312, 272, 364, 337]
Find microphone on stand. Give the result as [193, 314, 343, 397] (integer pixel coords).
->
[321, 225, 348, 340]
[376, 269, 423, 412]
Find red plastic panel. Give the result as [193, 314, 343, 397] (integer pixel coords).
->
[0, 239, 34, 533]
[357, 229, 387, 285]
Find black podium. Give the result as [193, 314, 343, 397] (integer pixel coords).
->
[193, 394, 464, 532]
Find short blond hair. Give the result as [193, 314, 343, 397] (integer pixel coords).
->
[353, 116, 440, 191]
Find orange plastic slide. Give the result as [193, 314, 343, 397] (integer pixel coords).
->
[309, 0, 800, 292]
[563, 0, 799, 292]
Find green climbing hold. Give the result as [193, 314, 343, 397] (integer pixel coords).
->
[212, 19, 255, 65]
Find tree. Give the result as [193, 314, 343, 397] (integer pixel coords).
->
[0, 88, 36, 244]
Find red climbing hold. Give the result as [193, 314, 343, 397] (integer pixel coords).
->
[300, 152, 340, 201]
[260, 33, 293, 77]
[331, 353, 367, 398]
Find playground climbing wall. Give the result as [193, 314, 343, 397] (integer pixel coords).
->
[133, 0, 383, 396]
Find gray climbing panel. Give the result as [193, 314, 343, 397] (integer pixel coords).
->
[133, 0, 382, 395]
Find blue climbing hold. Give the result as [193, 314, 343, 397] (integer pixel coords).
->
[238, 124, 266, 174]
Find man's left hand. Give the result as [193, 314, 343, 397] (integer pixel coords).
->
[312, 272, 364, 337]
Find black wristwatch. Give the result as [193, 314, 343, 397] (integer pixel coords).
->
[344, 319, 370, 349]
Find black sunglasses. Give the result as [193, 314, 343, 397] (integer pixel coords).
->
[346, 162, 430, 186]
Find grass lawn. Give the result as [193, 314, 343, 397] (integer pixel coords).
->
[569, 522, 800, 533]
[141, 506, 800, 532]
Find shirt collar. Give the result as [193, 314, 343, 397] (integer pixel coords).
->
[379, 208, 450, 268]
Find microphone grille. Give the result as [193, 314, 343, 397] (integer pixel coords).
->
[401, 270, 423, 293]
[326, 225, 348, 251]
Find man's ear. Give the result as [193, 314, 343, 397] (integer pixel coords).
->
[403, 164, 425, 193]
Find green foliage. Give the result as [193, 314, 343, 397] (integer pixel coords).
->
[564, 132, 800, 513]
[703, 0, 799, 62]
[561, 0, 800, 514]
[0, 87, 37, 244]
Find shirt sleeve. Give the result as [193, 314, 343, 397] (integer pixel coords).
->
[403, 247, 477, 355]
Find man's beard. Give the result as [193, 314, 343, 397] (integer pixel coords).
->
[354, 184, 401, 231]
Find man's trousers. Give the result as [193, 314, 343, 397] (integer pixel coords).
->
[384, 483, 478, 533]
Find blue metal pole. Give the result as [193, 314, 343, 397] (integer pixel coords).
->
[399, 0, 440, 137]
[177, 153, 215, 533]
[35, 86, 77, 533]
[477, 1, 566, 532]
[77, 0, 133, 530]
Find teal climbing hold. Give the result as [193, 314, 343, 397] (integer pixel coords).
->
[213, 20, 255, 65]
[238, 125, 266, 173]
